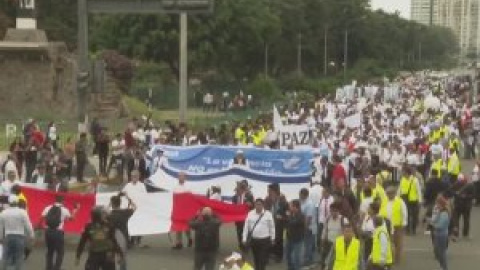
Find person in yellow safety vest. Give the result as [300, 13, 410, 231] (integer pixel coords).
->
[380, 186, 408, 264]
[258, 127, 267, 145]
[367, 176, 387, 204]
[448, 135, 460, 154]
[368, 216, 393, 270]
[397, 166, 422, 235]
[430, 157, 444, 180]
[331, 222, 361, 270]
[251, 129, 262, 146]
[447, 147, 461, 184]
[235, 126, 247, 145]
[376, 168, 392, 187]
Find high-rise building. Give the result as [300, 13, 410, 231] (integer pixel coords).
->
[411, 0, 435, 25]
[412, 0, 480, 57]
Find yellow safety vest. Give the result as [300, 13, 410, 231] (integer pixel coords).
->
[235, 128, 246, 145]
[333, 236, 360, 270]
[376, 170, 392, 186]
[252, 131, 262, 146]
[240, 263, 254, 270]
[428, 130, 440, 144]
[380, 197, 404, 227]
[371, 226, 393, 265]
[399, 176, 419, 202]
[430, 159, 443, 179]
[361, 184, 387, 203]
[259, 129, 267, 143]
[447, 152, 460, 176]
[448, 138, 460, 152]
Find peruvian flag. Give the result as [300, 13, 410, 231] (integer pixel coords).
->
[21, 186, 248, 235]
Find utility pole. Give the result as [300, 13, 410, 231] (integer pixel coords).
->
[179, 12, 188, 123]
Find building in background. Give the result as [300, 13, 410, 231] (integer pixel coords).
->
[411, 0, 435, 25]
[412, 0, 480, 58]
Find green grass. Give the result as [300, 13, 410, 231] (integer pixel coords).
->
[123, 96, 266, 128]
[0, 96, 266, 150]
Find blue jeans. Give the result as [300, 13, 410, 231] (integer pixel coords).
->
[2, 234, 26, 270]
[286, 240, 303, 270]
[433, 233, 448, 270]
[303, 230, 316, 266]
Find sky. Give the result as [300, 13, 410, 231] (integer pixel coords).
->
[370, 0, 411, 19]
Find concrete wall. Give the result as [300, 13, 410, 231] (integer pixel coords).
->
[0, 51, 78, 120]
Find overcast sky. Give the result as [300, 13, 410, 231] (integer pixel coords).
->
[370, 0, 410, 19]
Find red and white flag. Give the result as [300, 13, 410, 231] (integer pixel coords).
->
[21, 186, 248, 235]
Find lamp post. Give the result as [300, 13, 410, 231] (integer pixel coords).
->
[179, 12, 188, 123]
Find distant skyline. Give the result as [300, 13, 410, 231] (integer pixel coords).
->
[370, 0, 411, 19]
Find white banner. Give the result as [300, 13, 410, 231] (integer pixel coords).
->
[273, 105, 313, 148]
[96, 192, 174, 236]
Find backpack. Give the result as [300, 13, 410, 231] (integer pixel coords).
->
[89, 224, 113, 253]
[46, 205, 62, 229]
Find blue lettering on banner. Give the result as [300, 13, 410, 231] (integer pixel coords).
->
[151, 145, 313, 183]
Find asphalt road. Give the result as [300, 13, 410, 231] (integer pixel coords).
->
[24, 160, 480, 270]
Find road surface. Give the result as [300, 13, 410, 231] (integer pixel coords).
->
[24, 160, 479, 270]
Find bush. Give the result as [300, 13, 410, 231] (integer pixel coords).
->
[246, 75, 281, 103]
[101, 50, 134, 93]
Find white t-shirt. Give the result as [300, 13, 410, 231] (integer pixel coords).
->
[123, 182, 147, 196]
[48, 126, 57, 141]
[4, 160, 19, 181]
[361, 215, 375, 234]
[209, 192, 222, 201]
[111, 139, 126, 156]
[41, 203, 72, 230]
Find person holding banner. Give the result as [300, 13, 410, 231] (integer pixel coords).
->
[172, 172, 193, 250]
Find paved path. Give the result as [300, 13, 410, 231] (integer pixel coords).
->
[23, 160, 479, 270]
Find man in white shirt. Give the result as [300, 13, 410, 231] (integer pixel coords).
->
[122, 170, 147, 197]
[151, 149, 167, 175]
[242, 199, 275, 270]
[3, 155, 19, 181]
[0, 196, 35, 270]
[2, 170, 22, 196]
[317, 188, 334, 254]
[40, 195, 79, 270]
[172, 172, 193, 249]
[31, 164, 48, 189]
[107, 133, 126, 179]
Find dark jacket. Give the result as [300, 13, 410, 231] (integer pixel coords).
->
[424, 178, 448, 205]
[76, 222, 121, 259]
[453, 182, 475, 208]
[264, 194, 289, 221]
[189, 214, 221, 252]
[232, 191, 254, 210]
[286, 212, 306, 243]
[127, 158, 148, 180]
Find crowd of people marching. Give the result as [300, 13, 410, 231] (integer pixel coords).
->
[0, 72, 479, 270]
